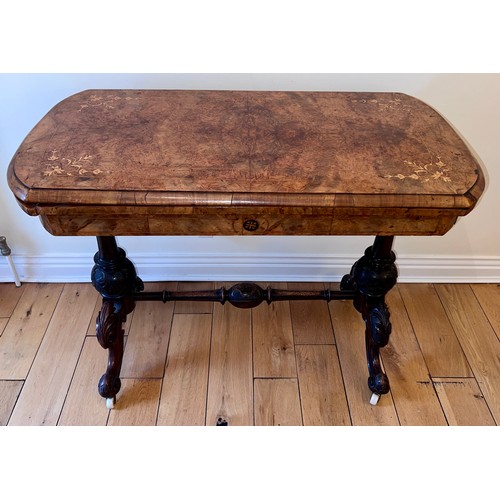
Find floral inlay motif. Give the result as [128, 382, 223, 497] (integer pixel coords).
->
[385, 158, 452, 184]
[351, 96, 414, 114]
[43, 150, 103, 177]
[78, 94, 138, 112]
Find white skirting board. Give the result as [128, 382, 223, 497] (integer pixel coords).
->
[1, 252, 500, 283]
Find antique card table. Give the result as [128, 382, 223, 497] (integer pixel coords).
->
[8, 90, 484, 409]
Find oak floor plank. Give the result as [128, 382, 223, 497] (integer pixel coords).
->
[121, 282, 174, 378]
[433, 378, 496, 426]
[58, 337, 109, 426]
[296, 345, 350, 425]
[85, 292, 101, 336]
[254, 378, 302, 426]
[0, 283, 64, 379]
[0, 380, 23, 426]
[399, 284, 472, 377]
[206, 302, 253, 426]
[329, 299, 399, 425]
[0, 283, 24, 317]
[470, 284, 500, 342]
[107, 379, 162, 426]
[288, 282, 335, 344]
[8, 284, 97, 426]
[0, 317, 7, 336]
[3, 280, 497, 426]
[253, 287, 296, 378]
[87, 291, 101, 337]
[157, 314, 212, 426]
[383, 289, 447, 425]
[175, 281, 214, 314]
[436, 284, 500, 424]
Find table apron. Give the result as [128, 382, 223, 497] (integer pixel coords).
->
[36, 206, 463, 236]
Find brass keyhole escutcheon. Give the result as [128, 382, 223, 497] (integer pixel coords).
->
[243, 219, 259, 231]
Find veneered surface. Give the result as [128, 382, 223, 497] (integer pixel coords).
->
[9, 90, 482, 202]
[7, 90, 484, 236]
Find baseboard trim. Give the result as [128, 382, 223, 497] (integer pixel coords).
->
[1, 253, 500, 284]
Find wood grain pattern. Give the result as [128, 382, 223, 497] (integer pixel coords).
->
[296, 345, 350, 425]
[38, 209, 459, 236]
[470, 284, 500, 342]
[0, 381, 23, 426]
[0, 284, 24, 317]
[86, 292, 105, 336]
[9, 90, 481, 199]
[252, 292, 296, 378]
[0, 281, 498, 426]
[121, 283, 174, 378]
[288, 282, 335, 344]
[383, 289, 447, 425]
[398, 284, 472, 377]
[433, 378, 496, 426]
[107, 379, 162, 426]
[174, 282, 214, 314]
[7, 90, 483, 237]
[58, 337, 109, 426]
[157, 314, 212, 426]
[436, 284, 500, 423]
[0, 283, 64, 379]
[254, 378, 302, 426]
[206, 302, 253, 426]
[329, 299, 399, 425]
[0, 317, 8, 337]
[8, 284, 97, 426]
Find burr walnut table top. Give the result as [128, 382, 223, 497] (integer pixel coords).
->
[8, 89, 484, 236]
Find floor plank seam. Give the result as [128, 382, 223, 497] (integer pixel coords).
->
[396, 285, 446, 379]
[3, 281, 499, 426]
[469, 284, 500, 344]
[433, 284, 498, 426]
[254, 376, 299, 380]
[251, 307, 256, 426]
[9, 284, 66, 426]
[6, 380, 25, 426]
[332, 341, 353, 426]
[289, 301, 304, 426]
[153, 305, 177, 426]
[203, 311, 215, 426]
[433, 284, 477, 376]
[26, 284, 66, 377]
[56, 336, 87, 426]
[394, 285, 451, 424]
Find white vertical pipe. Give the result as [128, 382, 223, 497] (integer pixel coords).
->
[0, 236, 22, 287]
[6, 254, 21, 287]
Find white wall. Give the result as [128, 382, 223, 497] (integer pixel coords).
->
[1, 73, 499, 283]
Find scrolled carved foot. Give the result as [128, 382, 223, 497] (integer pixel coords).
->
[364, 298, 391, 401]
[96, 299, 126, 404]
[98, 372, 122, 400]
[368, 372, 390, 395]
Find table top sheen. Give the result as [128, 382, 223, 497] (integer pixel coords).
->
[8, 90, 484, 213]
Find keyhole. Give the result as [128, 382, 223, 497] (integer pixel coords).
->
[243, 219, 259, 231]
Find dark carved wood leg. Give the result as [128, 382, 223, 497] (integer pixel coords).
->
[91, 236, 143, 407]
[341, 236, 398, 404]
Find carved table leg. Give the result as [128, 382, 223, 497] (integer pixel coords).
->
[341, 236, 398, 405]
[91, 236, 143, 408]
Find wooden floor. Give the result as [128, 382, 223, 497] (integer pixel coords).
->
[0, 281, 499, 426]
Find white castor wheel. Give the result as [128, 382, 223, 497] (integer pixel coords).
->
[106, 397, 116, 409]
[369, 392, 380, 406]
